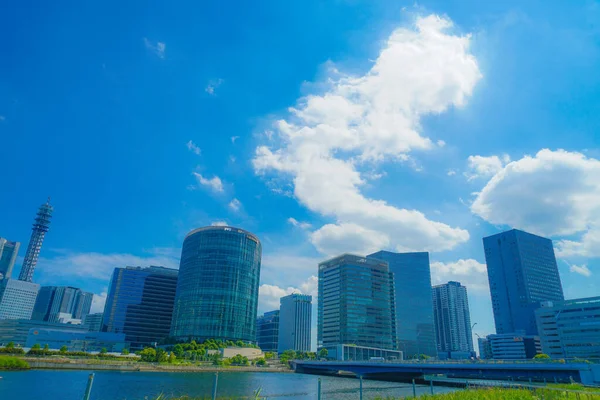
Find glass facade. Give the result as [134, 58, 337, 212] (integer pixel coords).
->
[256, 310, 279, 352]
[170, 226, 262, 343]
[278, 294, 312, 353]
[102, 266, 178, 350]
[318, 254, 395, 350]
[367, 251, 437, 357]
[32, 286, 93, 322]
[432, 281, 474, 354]
[0, 279, 40, 320]
[483, 229, 564, 335]
[0, 238, 20, 279]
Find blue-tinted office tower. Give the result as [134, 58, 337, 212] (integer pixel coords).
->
[170, 226, 262, 343]
[483, 229, 564, 335]
[102, 266, 178, 350]
[278, 294, 312, 353]
[318, 254, 396, 350]
[257, 310, 279, 352]
[367, 251, 437, 357]
[0, 238, 20, 279]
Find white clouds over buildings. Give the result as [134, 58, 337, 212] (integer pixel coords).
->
[430, 259, 489, 293]
[253, 15, 481, 256]
[465, 154, 510, 181]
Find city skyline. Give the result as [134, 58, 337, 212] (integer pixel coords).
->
[2, 0, 600, 349]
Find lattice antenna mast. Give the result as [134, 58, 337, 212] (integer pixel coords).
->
[19, 197, 53, 282]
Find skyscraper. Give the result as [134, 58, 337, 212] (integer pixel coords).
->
[318, 254, 395, 351]
[102, 266, 178, 349]
[0, 279, 40, 320]
[256, 310, 279, 352]
[278, 293, 312, 353]
[19, 199, 53, 282]
[0, 238, 20, 279]
[367, 251, 437, 357]
[170, 226, 262, 343]
[31, 286, 57, 321]
[83, 313, 104, 332]
[32, 286, 93, 323]
[432, 281, 474, 356]
[483, 229, 564, 335]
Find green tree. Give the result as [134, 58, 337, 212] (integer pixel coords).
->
[6, 342, 14, 349]
[32, 343, 41, 350]
[59, 346, 68, 353]
[235, 340, 245, 347]
[173, 344, 184, 358]
[264, 352, 274, 360]
[534, 353, 550, 360]
[139, 347, 157, 362]
[121, 349, 130, 355]
[100, 348, 107, 355]
[318, 348, 328, 359]
[230, 354, 249, 366]
[156, 348, 168, 363]
[168, 352, 176, 363]
[43, 344, 49, 351]
[255, 357, 267, 366]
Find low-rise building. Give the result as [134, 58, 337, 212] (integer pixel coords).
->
[0, 319, 86, 346]
[486, 332, 541, 360]
[535, 297, 600, 359]
[220, 347, 263, 360]
[25, 328, 126, 352]
[320, 344, 403, 361]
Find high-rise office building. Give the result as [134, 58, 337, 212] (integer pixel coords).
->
[19, 199, 53, 282]
[483, 229, 564, 335]
[102, 266, 178, 350]
[73, 291, 93, 320]
[367, 251, 437, 357]
[83, 313, 104, 332]
[535, 297, 600, 359]
[256, 310, 279, 352]
[432, 281, 474, 357]
[0, 279, 40, 320]
[32, 286, 93, 323]
[31, 286, 57, 321]
[170, 226, 262, 343]
[278, 293, 312, 353]
[0, 238, 20, 279]
[318, 254, 396, 351]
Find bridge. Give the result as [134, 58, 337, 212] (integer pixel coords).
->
[292, 360, 600, 386]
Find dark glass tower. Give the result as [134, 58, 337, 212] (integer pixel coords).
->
[102, 266, 178, 349]
[256, 310, 279, 352]
[19, 199, 53, 282]
[170, 226, 262, 343]
[483, 229, 564, 335]
[367, 251, 438, 357]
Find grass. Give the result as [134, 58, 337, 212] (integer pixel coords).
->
[0, 356, 30, 370]
[548, 384, 600, 393]
[373, 388, 600, 399]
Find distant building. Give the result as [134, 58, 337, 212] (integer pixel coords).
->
[19, 199, 53, 282]
[26, 328, 126, 352]
[432, 281, 474, 359]
[83, 313, 104, 332]
[32, 286, 93, 323]
[535, 297, 600, 359]
[103, 266, 178, 350]
[483, 229, 564, 335]
[322, 344, 403, 362]
[0, 319, 86, 347]
[318, 254, 396, 351]
[367, 251, 437, 357]
[170, 226, 262, 343]
[486, 332, 541, 360]
[0, 279, 40, 320]
[478, 337, 492, 359]
[278, 294, 312, 353]
[0, 238, 20, 279]
[256, 310, 279, 352]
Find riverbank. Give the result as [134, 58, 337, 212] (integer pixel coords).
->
[20, 357, 292, 373]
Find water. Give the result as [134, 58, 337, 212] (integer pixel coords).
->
[0, 370, 458, 399]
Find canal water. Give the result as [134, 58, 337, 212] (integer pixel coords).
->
[0, 370, 458, 399]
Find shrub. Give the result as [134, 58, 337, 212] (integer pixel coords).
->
[0, 356, 30, 370]
[255, 357, 266, 366]
[533, 353, 550, 360]
[0, 347, 25, 355]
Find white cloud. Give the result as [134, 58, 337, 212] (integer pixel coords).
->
[311, 223, 390, 256]
[287, 217, 312, 230]
[231, 136, 240, 144]
[437, 140, 446, 147]
[143, 38, 165, 59]
[193, 172, 224, 193]
[570, 264, 592, 277]
[431, 259, 489, 293]
[205, 79, 224, 95]
[258, 275, 318, 312]
[90, 292, 107, 314]
[186, 140, 201, 155]
[228, 198, 242, 212]
[471, 149, 600, 240]
[464, 154, 510, 181]
[557, 228, 600, 258]
[447, 169, 457, 176]
[211, 221, 228, 226]
[253, 15, 480, 255]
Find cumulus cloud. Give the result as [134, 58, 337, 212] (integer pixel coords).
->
[186, 140, 201, 155]
[447, 169, 457, 176]
[90, 292, 107, 314]
[205, 79, 224, 95]
[228, 198, 242, 212]
[471, 149, 600, 243]
[211, 221, 228, 226]
[465, 154, 510, 181]
[569, 264, 592, 277]
[288, 217, 312, 230]
[557, 228, 600, 258]
[431, 259, 489, 293]
[192, 172, 224, 193]
[143, 38, 165, 59]
[253, 15, 480, 255]
[258, 275, 318, 312]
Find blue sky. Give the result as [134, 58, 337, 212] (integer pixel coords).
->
[1, 1, 599, 349]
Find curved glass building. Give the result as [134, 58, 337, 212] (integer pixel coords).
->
[170, 226, 262, 343]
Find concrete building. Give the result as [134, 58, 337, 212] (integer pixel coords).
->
[486, 332, 541, 360]
[83, 313, 103, 332]
[220, 347, 264, 360]
[318, 254, 396, 351]
[0, 279, 40, 320]
[0, 238, 20, 279]
[256, 310, 279, 353]
[535, 297, 600, 359]
[103, 266, 178, 350]
[367, 251, 437, 357]
[432, 281, 474, 359]
[171, 226, 262, 343]
[478, 337, 492, 359]
[26, 328, 126, 352]
[320, 344, 403, 361]
[0, 319, 86, 346]
[483, 229, 564, 335]
[278, 293, 312, 353]
[19, 199, 53, 282]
